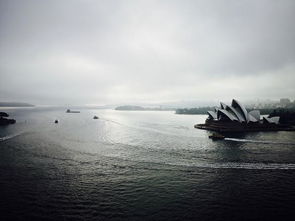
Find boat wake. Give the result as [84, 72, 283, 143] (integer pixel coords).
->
[102, 118, 197, 138]
[169, 161, 295, 170]
[105, 150, 295, 171]
[224, 138, 295, 145]
[0, 132, 25, 142]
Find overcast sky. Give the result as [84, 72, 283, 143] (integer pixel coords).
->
[1, 0, 295, 106]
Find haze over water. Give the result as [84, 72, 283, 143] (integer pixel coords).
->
[1, 0, 295, 220]
[1, 107, 295, 220]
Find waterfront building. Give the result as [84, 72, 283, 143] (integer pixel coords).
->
[194, 99, 294, 132]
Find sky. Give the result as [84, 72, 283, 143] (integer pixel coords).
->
[0, 0, 295, 106]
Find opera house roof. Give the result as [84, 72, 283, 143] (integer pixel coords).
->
[195, 99, 295, 132]
[207, 99, 279, 124]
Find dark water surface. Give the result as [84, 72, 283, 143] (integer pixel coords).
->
[1, 107, 295, 220]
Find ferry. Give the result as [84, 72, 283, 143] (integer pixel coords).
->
[209, 133, 225, 140]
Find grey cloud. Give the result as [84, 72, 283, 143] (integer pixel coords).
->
[0, 0, 295, 105]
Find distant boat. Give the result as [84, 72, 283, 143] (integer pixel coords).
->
[66, 109, 80, 113]
[209, 133, 225, 140]
[54, 120, 59, 124]
[93, 116, 99, 119]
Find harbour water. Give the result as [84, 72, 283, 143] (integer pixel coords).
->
[1, 107, 295, 220]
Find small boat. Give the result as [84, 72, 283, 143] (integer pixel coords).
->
[209, 133, 225, 140]
[93, 116, 99, 119]
[54, 120, 59, 124]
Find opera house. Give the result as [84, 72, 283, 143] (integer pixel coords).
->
[195, 99, 293, 132]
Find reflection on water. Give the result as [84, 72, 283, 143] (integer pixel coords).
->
[1, 108, 295, 220]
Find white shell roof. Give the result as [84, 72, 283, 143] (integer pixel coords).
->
[220, 102, 227, 109]
[231, 99, 248, 122]
[225, 105, 245, 122]
[248, 114, 259, 122]
[207, 111, 217, 119]
[207, 99, 263, 124]
[217, 109, 239, 121]
[263, 116, 280, 124]
[249, 110, 260, 121]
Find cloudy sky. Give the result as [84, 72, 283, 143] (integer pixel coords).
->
[0, 0, 295, 105]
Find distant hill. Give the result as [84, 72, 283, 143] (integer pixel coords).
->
[247, 107, 295, 115]
[175, 106, 295, 116]
[115, 105, 175, 111]
[175, 107, 214, 115]
[115, 105, 145, 111]
[0, 102, 34, 107]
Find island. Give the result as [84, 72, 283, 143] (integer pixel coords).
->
[0, 102, 34, 107]
[0, 112, 16, 125]
[175, 107, 215, 115]
[115, 105, 145, 111]
[115, 105, 175, 111]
